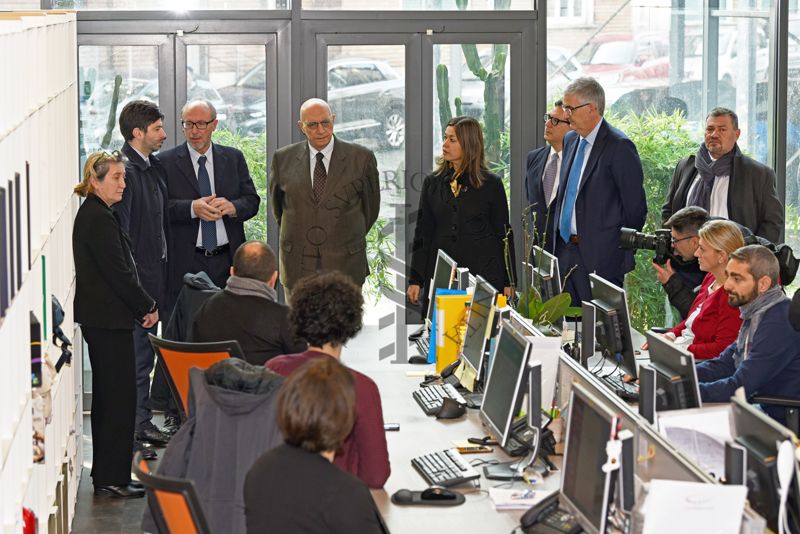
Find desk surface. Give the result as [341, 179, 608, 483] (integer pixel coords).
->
[344, 326, 559, 533]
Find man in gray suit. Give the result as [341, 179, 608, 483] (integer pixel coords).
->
[269, 98, 381, 299]
[661, 107, 783, 243]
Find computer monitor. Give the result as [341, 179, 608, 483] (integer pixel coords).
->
[425, 249, 458, 325]
[589, 274, 638, 379]
[561, 383, 618, 534]
[461, 276, 498, 376]
[479, 321, 532, 450]
[530, 246, 562, 302]
[731, 397, 800, 532]
[645, 331, 702, 411]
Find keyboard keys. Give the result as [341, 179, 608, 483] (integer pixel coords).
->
[412, 384, 468, 415]
[411, 449, 480, 487]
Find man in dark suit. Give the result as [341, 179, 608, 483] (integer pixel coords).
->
[190, 241, 307, 366]
[160, 99, 260, 307]
[552, 77, 648, 305]
[525, 99, 571, 251]
[269, 98, 380, 299]
[661, 107, 783, 243]
[115, 100, 170, 455]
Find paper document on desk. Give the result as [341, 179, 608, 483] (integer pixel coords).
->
[656, 405, 731, 480]
[643, 479, 747, 534]
[488, 487, 537, 510]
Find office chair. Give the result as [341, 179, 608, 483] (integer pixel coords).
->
[751, 395, 800, 436]
[148, 335, 243, 420]
[133, 451, 213, 534]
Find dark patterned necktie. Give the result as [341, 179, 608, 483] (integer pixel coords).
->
[197, 155, 217, 250]
[542, 152, 559, 205]
[313, 152, 327, 202]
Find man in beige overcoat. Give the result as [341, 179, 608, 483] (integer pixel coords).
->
[269, 98, 381, 299]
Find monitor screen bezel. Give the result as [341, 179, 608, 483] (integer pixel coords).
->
[461, 276, 498, 375]
[645, 331, 702, 409]
[530, 245, 562, 298]
[560, 383, 618, 534]
[589, 273, 638, 379]
[478, 321, 533, 449]
[425, 249, 458, 324]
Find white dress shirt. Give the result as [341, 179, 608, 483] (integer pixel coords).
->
[188, 143, 229, 247]
[543, 145, 563, 206]
[308, 137, 335, 184]
[567, 119, 603, 235]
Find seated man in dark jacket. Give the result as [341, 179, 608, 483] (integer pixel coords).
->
[191, 240, 306, 365]
[697, 244, 800, 424]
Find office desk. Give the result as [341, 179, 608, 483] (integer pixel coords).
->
[343, 327, 560, 534]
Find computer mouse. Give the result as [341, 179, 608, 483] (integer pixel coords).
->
[391, 489, 414, 504]
[408, 355, 429, 364]
[421, 485, 458, 501]
[435, 397, 466, 419]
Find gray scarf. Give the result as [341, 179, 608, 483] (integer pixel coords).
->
[688, 143, 738, 211]
[733, 285, 786, 366]
[224, 275, 277, 302]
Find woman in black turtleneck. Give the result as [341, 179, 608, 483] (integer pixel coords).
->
[407, 116, 514, 309]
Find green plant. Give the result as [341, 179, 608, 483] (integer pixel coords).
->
[609, 110, 698, 333]
[100, 75, 122, 149]
[211, 128, 267, 242]
[366, 217, 395, 302]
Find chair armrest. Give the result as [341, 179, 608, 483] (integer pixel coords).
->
[751, 395, 800, 408]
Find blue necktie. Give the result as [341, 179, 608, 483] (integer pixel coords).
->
[197, 155, 217, 250]
[559, 139, 588, 243]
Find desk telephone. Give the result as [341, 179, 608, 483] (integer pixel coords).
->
[520, 492, 582, 534]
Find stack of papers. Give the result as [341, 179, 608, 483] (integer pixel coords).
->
[643, 479, 747, 534]
[488, 488, 537, 510]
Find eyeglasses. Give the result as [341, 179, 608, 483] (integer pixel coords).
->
[92, 149, 122, 169]
[671, 235, 696, 245]
[543, 113, 570, 126]
[561, 102, 592, 115]
[302, 119, 334, 130]
[181, 120, 215, 130]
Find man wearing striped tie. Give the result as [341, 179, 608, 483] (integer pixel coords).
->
[552, 78, 647, 305]
[269, 98, 380, 302]
[525, 99, 571, 252]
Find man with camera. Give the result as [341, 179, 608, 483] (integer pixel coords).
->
[661, 107, 783, 243]
[650, 206, 709, 318]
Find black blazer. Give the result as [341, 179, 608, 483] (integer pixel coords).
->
[159, 142, 260, 291]
[244, 443, 387, 534]
[114, 142, 170, 304]
[660, 149, 784, 243]
[410, 168, 513, 292]
[190, 290, 307, 366]
[525, 145, 555, 251]
[73, 194, 155, 329]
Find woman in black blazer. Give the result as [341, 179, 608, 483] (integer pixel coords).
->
[244, 357, 387, 533]
[73, 151, 158, 499]
[407, 116, 515, 307]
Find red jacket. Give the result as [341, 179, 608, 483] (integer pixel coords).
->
[670, 273, 742, 360]
[266, 350, 391, 488]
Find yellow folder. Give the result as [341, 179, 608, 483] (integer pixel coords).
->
[434, 293, 471, 374]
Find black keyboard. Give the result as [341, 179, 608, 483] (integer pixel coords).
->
[412, 383, 467, 415]
[603, 373, 639, 402]
[411, 448, 481, 487]
[414, 335, 430, 357]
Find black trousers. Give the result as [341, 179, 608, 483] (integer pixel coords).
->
[133, 322, 158, 431]
[83, 326, 136, 486]
[189, 248, 232, 290]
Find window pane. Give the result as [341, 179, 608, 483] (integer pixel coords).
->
[327, 44, 405, 313]
[432, 43, 510, 204]
[4, 1, 41, 7]
[53, 0, 288, 9]
[187, 44, 268, 241]
[305, 0, 532, 11]
[78, 45, 158, 156]
[785, 10, 800, 293]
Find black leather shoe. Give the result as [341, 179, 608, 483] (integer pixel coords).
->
[134, 440, 158, 461]
[136, 426, 171, 446]
[94, 484, 145, 499]
[129, 480, 144, 489]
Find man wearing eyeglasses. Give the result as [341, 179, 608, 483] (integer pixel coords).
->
[160, 99, 260, 305]
[661, 107, 783, 244]
[525, 100, 571, 251]
[552, 78, 647, 305]
[269, 98, 380, 300]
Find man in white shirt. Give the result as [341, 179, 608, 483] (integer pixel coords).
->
[269, 98, 380, 301]
[525, 99, 571, 252]
[661, 107, 783, 243]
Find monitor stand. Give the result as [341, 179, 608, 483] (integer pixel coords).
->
[408, 324, 426, 340]
[464, 392, 482, 409]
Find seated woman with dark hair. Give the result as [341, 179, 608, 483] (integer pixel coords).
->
[266, 271, 390, 488]
[244, 357, 387, 534]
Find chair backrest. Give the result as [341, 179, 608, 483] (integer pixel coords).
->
[148, 335, 242, 419]
[133, 451, 213, 534]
